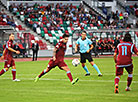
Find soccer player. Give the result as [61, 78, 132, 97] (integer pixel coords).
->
[114, 33, 138, 93]
[35, 34, 79, 85]
[75, 31, 102, 76]
[0, 33, 20, 81]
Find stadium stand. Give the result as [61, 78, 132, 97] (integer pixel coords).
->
[0, 7, 48, 51]
[0, 0, 138, 56]
[9, 2, 137, 47]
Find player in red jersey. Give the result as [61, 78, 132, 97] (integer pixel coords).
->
[35, 34, 79, 85]
[114, 33, 138, 93]
[0, 33, 20, 81]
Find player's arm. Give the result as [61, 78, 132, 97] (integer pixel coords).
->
[133, 44, 138, 56]
[75, 44, 79, 53]
[87, 44, 93, 53]
[53, 47, 57, 61]
[113, 52, 117, 63]
[8, 47, 20, 54]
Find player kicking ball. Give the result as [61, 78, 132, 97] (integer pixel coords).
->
[35, 34, 79, 85]
[0, 33, 20, 81]
[114, 33, 138, 93]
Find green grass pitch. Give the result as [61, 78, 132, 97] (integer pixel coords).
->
[0, 57, 138, 102]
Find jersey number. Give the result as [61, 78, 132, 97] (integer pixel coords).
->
[121, 46, 127, 55]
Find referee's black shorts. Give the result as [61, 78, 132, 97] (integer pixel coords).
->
[80, 52, 93, 63]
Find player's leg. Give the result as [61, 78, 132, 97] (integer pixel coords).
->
[81, 63, 90, 76]
[35, 60, 54, 82]
[35, 67, 52, 82]
[0, 68, 9, 76]
[61, 66, 73, 82]
[61, 66, 79, 85]
[89, 61, 102, 76]
[0, 61, 10, 76]
[114, 66, 123, 93]
[114, 75, 121, 93]
[38, 67, 51, 78]
[87, 52, 102, 76]
[80, 53, 90, 76]
[125, 65, 133, 91]
[12, 66, 20, 81]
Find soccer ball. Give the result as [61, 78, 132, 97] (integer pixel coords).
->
[72, 59, 80, 67]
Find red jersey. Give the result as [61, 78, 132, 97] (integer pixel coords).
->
[115, 41, 138, 67]
[4, 40, 14, 59]
[55, 40, 67, 61]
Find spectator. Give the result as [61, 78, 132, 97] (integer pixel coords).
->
[119, 12, 123, 22]
[123, 10, 129, 23]
[13, 42, 20, 58]
[91, 37, 98, 57]
[114, 36, 120, 49]
[136, 20, 138, 28]
[134, 3, 137, 9]
[32, 40, 39, 61]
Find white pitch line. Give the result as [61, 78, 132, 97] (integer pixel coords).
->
[1, 77, 138, 83]
[2, 73, 138, 76]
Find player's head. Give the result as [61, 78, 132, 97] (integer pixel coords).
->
[123, 32, 132, 42]
[81, 30, 87, 40]
[9, 33, 14, 41]
[62, 34, 69, 43]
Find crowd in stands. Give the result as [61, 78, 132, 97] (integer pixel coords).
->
[1, 2, 138, 55]
[7, 3, 138, 52]
[9, 2, 138, 37]
[0, 9, 16, 27]
[91, 36, 121, 56]
[102, 2, 137, 29]
[0, 7, 47, 51]
[129, 3, 138, 17]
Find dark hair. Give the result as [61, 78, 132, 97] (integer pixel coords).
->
[62, 34, 69, 38]
[82, 30, 87, 34]
[9, 33, 14, 36]
[123, 32, 132, 42]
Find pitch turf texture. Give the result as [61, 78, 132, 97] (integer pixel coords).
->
[0, 57, 138, 102]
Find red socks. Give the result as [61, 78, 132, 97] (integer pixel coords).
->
[0, 69, 6, 76]
[12, 69, 16, 80]
[115, 76, 120, 85]
[67, 71, 73, 82]
[38, 69, 46, 78]
[127, 77, 132, 87]
[115, 75, 133, 88]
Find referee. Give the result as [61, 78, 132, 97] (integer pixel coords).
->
[75, 31, 102, 76]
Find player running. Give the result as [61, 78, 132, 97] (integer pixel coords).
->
[75, 30, 102, 76]
[35, 34, 79, 85]
[0, 33, 20, 81]
[114, 33, 138, 93]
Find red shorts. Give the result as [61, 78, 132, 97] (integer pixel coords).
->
[116, 64, 133, 76]
[4, 58, 15, 68]
[47, 59, 67, 70]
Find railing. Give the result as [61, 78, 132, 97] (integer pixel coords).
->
[0, 25, 13, 30]
[4, 0, 81, 9]
[83, 0, 107, 19]
[116, 0, 135, 15]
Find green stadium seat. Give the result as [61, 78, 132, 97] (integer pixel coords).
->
[53, 39, 58, 46]
[41, 31, 45, 38]
[48, 30, 51, 34]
